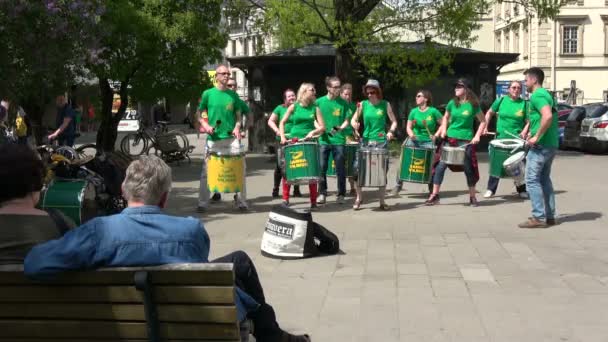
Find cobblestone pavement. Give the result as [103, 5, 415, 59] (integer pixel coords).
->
[96, 131, 608, 341]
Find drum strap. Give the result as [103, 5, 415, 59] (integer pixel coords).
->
[46, 208, 76, 234]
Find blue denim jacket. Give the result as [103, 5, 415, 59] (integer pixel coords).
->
[24, 206, 258, 321]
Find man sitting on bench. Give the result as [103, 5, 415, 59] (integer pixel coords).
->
[24, 155, 310, 342]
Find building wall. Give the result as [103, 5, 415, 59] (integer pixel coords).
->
[494, 0, 608, 104]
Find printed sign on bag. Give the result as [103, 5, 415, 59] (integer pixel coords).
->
[265, 218, 295, 239]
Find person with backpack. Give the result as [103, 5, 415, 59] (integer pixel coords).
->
[15, 107, 29, 145]
[483, 80, 530, 199]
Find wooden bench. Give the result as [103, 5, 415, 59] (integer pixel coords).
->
[0, 263, 249, 342]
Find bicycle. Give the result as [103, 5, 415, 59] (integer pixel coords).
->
[120, 120, 194, 163]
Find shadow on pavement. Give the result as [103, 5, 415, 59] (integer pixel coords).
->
[558, 211, 603, 224]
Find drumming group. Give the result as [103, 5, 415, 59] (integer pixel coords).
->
[197, 65, 559, 228]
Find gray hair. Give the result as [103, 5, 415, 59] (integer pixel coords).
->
[122, 155, 172, 205]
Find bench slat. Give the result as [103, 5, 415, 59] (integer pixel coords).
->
[0, 304, 237, 323]
[0, 286, 234, 304]
[0, 320, 240, 340]
[0, 266, 234, 286]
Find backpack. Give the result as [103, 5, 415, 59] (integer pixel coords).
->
[261, 205, 339, 259]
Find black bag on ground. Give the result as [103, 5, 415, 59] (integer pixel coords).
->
[261, 205, 339, 259]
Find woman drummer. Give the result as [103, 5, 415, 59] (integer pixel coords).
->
[268, 89, 301, 198]
[483, 80, 529, 199]
[350, 79, 398, 211]
[392, 89, 443, 195]
[279, 83, 326, 210]
[428, 78, 487, 206]
[339, 83, 358, 195]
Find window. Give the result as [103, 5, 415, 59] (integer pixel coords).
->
[514, 29, 520, 54]
[562, 25, 579, 54]
[505, 30, 510, 52]
[514, 5, 519, 17]
[243, 38, 249, 56]
[603, 16, 608, 54]
[495, 32, 502, 52]
[231, 40, 236, 57]
[523, 26, 529, 57]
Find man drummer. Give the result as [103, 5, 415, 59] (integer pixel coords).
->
[197, 65, 247, 212]
[483, 80, 530, 199]
[518, 67, 559, 229]
[316, 76, 352, 205]
[208, 77, 251, 203]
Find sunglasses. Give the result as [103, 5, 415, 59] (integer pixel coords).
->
[455, 84, 465, 89]
[217, 72, 230, 76]
[510, 86, 521, 90]
[367, 91, 377, 96]
[416, 94, 424, 98]
[227, 84, 236, 88]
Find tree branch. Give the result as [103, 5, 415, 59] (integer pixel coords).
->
[352, 0, 381, 21]
[299, 0, 335, 39]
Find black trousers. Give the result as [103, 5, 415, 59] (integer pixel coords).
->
[212, 251, 283, 341]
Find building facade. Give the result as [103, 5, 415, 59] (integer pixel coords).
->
[494, 0, 608, 104]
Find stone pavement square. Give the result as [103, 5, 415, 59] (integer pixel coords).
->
[163, 134, 608, 341]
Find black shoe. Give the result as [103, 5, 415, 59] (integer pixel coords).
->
[272, 189, 280, 198]
[211, 193, 221, 202]
[279, 331, 311, 342]
[425, 194, 440, 206]
[546, 218, 557, 226]
[293, 186, 302, 197]
[469, 197, 479, 207]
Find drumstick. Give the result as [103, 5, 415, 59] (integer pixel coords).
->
[422, 120, 433, 137]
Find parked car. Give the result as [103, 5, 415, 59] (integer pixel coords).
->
[557, 103, 573, 112]
[557, 108, 572, 148]
[580, 103, 608, 153]
[563, 103, 607, 150]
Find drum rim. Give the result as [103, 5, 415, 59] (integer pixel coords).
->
[403, 145, 435, 152]
[284, 141, 319, 146]
[503, 151, 526, 165]
[441, 145, 466, 151]
[208, 151, 244, 157]
[489, 139, 524, 149]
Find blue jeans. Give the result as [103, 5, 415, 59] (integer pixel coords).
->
[487, 175, 526, 194]
[395, 139, 434, 189]
[320, 144, 346, 196]
[433, 141, 477, 187]
[525, 146, 556, 220]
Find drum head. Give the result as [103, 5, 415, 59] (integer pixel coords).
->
[503, 151, 525, 166]
[490, 139, 523, 149]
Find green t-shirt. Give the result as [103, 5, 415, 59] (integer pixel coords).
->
[362, 100, 388, 143]
[289, 102, 317, 139]
[446, 99, 480, 140]
[341, 102, 356, 138]
[199, 87, 241, 141]
[316, 95, 349, 145]
[408, 106, 443, 142]
[273, 104, 292, 141]
[528, 87, 559, 148]
[238, 98, 250, 115]
[491, 96, 527, 139]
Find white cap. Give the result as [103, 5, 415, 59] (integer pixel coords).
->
[364, 79, 381, 89]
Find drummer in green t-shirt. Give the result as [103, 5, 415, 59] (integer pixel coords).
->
[518, 67, 559, 229]
[483, 80, 530, 199]
[391, 89, 443, 196]
[279, 83, 326, 210]
[340, 83, 358, 195]
[428, 78, 487, 207]
[267, 89, 301, 198]
[197, 64, 247, 212]
[350, 79, 398, 211]
[316, 76, 352, 205]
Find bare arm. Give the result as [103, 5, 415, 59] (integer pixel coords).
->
[406, 120, 415, 139]
[308, 107, 325, 138]
[436, 111, 450, 138]
[267, 113, 280, 136]
[279, 105, 295, 143]
[484, 108, 495, 134]
[386, 103, 398, 140]
[350, 103, 361, 131]
[472, 111, 487, 144]
[534, 105, 553, 140]
[49, 117, 72, 139]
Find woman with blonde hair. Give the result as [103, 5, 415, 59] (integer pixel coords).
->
[279, 83, 326, 210]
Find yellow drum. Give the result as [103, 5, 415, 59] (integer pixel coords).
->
[207, 152, 244, 193]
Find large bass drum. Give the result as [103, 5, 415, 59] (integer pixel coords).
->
[358, 146, 388, 187]
[283, 141, 321, 185]
[40, 179, 97, 225]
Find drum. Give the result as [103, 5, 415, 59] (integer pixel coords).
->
[489, 139, 524, 178]
[40, 179, 97, 225]
[207, 152, 245, 193]
[358, 146, 388, 187]
[283, 141, 321, 185]
[327, 143, 358, 178]
[440, 145, 466, 165]
[399, 144, 434, 184]
[503, 151, 526, 186]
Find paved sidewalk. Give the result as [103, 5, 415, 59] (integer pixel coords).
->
[151, 133, 607, 341]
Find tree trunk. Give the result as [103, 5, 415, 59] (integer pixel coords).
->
[95, 78, 127, 152]
[335, 44, 364, 101]
[21, 101, 47, 145]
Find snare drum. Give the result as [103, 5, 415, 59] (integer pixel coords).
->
[207, 152, 245, 193]
[399, 144, 434, 184]
[358, 146, 388, 187]
[40, 179, 97, 225]
[489, 139, 524, 178]
[440, 145, 466, 165]
[283, 141, 321, 185]
[503, 151, 526, 186]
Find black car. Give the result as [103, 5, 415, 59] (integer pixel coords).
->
[562, 103, 606, 150]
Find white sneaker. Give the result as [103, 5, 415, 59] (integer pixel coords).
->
[337, 195, 345, 204]
[317, 194, 326, 204]
[518, 192, 529, 199]
[483, 190, 494, 198]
